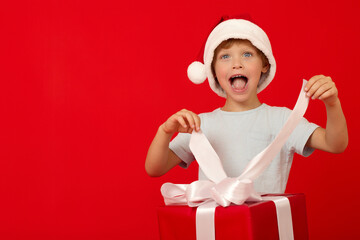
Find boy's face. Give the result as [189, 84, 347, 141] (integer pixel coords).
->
[213, 40, 269, 105]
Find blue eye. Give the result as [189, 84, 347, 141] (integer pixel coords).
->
[221, 54, 230, 59]
[243, 52, 252, 57]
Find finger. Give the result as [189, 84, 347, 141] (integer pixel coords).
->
[185, 112, 196, 130]
[188, 112, 201, 131]
[306, 78, 328, 98]
[318, 88, 336, 100]
[311, 82, 333, 100]
[193, 115, 201, 131]
[305, 75, 325, 91]
[191, 113, 201, 132]
[175, 115, 188, 129]
[318, 83, 338, 100]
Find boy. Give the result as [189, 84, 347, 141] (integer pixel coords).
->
[145, 18, 348, 193]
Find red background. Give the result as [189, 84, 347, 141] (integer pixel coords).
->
[1, 0, 359, 239]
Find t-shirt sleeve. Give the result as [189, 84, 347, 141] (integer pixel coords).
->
[286, 116, 319, 157]
[169, 132, 195, 168]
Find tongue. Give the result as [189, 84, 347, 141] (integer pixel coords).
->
[232, 78, 246, 90]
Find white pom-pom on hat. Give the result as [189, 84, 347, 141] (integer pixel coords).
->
[187, 61, 206, 84]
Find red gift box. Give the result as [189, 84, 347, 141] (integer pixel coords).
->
[157, 193, 308, 240]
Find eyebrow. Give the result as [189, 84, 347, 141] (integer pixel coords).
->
[218, 47, 257, 54]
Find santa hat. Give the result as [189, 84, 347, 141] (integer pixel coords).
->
[187, 17, 276, 98]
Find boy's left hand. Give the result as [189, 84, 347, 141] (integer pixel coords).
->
[305, 75, 339, 106]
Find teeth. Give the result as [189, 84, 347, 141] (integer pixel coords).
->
[231, 75, 244, 79]
[230, 75, 248, 80]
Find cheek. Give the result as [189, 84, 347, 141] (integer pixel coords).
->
[214, 63, 228, 78]
[247, 61, 265, 75]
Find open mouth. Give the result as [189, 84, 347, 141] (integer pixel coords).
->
[229, 74, 248, 91]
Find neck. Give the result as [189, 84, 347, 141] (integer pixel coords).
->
[221, 96, 262, 112]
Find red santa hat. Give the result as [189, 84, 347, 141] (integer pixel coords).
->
[187, 17, 276, 98]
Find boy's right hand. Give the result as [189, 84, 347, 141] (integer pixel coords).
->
[161, 109, 201, 135]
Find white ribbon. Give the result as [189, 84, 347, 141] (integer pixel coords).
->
[196, 202, 217, 240]
[161, 80, 309, 240]
[262, 196, 294, 240]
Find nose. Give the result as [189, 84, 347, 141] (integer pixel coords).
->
[232, 57, 243, 69]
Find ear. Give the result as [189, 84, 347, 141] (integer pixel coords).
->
[262, 63, 270, 73]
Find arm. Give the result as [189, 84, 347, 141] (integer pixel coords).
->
[145, 109, 201, 177]
[305, 75, 348, 153]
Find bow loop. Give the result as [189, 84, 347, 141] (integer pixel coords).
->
[161, 183, 188, 205]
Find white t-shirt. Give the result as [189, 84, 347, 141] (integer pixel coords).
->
[169, 104, 319, 193]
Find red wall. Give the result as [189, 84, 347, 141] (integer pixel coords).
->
[1, 0, 359, 239]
